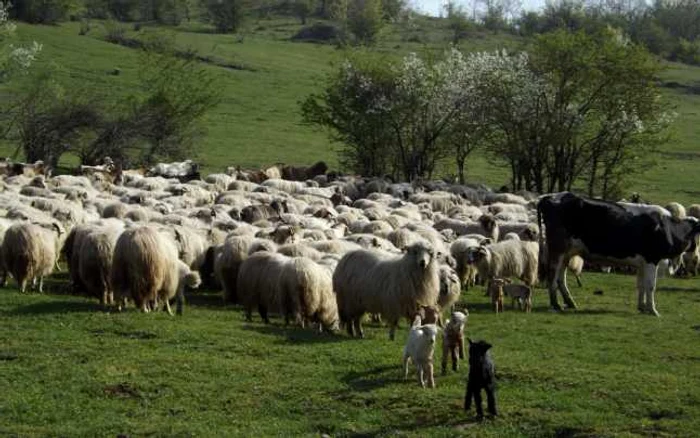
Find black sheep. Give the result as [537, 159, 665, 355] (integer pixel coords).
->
[464, 339, 497, 419]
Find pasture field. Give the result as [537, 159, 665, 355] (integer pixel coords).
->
[4, 19, 700, 205]
[1, 272, 700, 437]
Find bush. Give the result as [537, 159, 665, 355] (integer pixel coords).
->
[291, 22, 346, 43]
[202, 0, 244, 34]
[9, 0, 76, 24]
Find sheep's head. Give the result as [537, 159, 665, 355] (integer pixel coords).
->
[468, 338, 493, 361]
[449, 311, 468, 331]
[466, 246, 489, 264]
[184, 271, 202, 290]
[478, 214, 497, 232]
[523, 224, 539, 241]
[421, 324, 440, 345]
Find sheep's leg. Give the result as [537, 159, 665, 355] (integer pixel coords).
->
[176, 293, 185, 316]
[258, 304, 269, 324]
[346, 318, 355, 337]
[417, 365, 424, 388]
[464, 383, 473, 411]
[486, 387, 498, 416]
[642, 263, 659, 316]
[441, 344, 449, 375]
[426, 362, 435, 388]
[473, 388, 484, 418]
[31, 277, 37, 292]
[458, 338, 465, 359]
[575, 274, 583, 287]
[164, 298, 175, 316]
[403, 355, 410, 380]
[451, 346, 459, 371]
[245, 306, 253, 322]
[0, 270, 6, 287]
[19, 278, 27, 294]
[388, 320, 398, 341]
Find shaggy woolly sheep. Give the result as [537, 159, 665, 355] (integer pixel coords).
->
[665, 202, 686, 219]
[214, 235, 254, 304]
[333, 241, 440, 340]
[467, 240, 539, 287]
[450, 238, 482, 289]
[2, 222, 64, 293]
[111, 226, 183, 314]
[567, 255, 584, 287]
[277, 257, 339, 331]
[442, 310, 467, 374]
[236, 251, 289, 322]
[434, 214, 499, 241]
[78, 222, 125, 305]
[438, 265, 461, 312]
[688, 204, 700, 220]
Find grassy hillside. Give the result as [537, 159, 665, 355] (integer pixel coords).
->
[5, 16, 700, 206]
[2, 273, 700, 437]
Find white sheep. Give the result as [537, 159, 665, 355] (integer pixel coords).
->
[403, 321, 440, 388]
[78, 221, 125, 306]
[333, 241, 440, 340]
[1, 222, 64, 293]
[467, 240, 539, 287]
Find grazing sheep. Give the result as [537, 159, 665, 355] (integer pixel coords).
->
[441, 311, 467, 374]
[497, 222, 539, 241]
[403, 321, 440, 388]
[438, 265, 461, 313]
[78, 222, 125, 306]
[110, 226, 183, 314]
[236, 251, 289, 322]
[434, 214, 499, 241]
[467, 240, 539, 287]
[567, 255, 584, 287]
[277, 257, 339, 331]
[2, 222, 64, 293]
[687, 204, 700, 220]
[665, 202, 686, 219]
[487, 279, 506, 313]
[215, 235, 254, 304]
[333, 241, 440, 340]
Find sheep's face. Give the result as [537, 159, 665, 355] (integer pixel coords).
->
[466, 246, 488, 264]
[409, 243, 435, 270]
[421, 325, 439, 344]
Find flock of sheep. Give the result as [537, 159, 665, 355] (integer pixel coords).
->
[1, 158, 699, 388]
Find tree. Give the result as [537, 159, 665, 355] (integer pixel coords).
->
[202, 0, 244, 33]
[347, 0, 384, 45]
[475, 29, 673, 198]
[444, 1, 474, 44]
[1, 1, 41, 83]
[9, 0, 79, 24]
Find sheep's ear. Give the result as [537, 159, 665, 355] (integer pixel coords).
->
[174, 229, 183, 242]
[480, 238, 492, 246]
[468, 337, 473, 345]
[372, 237, 379, 247]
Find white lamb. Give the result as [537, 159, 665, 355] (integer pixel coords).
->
[403, 321, 440, 388]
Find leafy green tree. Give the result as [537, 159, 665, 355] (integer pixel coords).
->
[202, 0, 244, 33]
[347, 0, 383, 45]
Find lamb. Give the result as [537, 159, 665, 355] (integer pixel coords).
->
[487, 278, 506, 313]
[464, 339, 498, 419]
[1, 222, 64, 293]
[441, 311, 467, 374]
[467, 240, 539, 287]
[276, 257, 339, 331]
[501, 280, 533, 312]
[333, 241, 440, 340]
[402, 320, 440, 388]
[110, 226, 185, 315]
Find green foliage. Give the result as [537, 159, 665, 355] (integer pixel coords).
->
[202, 0, 245, 33]
[8, 0, 78, 24]
[444, 0, 474, 44]
[347, 0, 384, 45]
[4, 272, 700, 436]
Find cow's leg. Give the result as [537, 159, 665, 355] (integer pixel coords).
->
[643, 263, 660, 316]
[636, 267, 647, 312]
[548, 254, 564, 311]
[557, 259, 578, 309]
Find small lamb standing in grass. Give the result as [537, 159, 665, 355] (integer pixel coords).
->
[502, 280, 533, 312]
[487, 279, 506, 313]
[442, 311, 467, 374]
[464, 339, 497, 419]
[402, 320, 440, 388]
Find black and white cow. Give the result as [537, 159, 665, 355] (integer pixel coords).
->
[537, 192, 700, 315]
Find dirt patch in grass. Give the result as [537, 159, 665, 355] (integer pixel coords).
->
[103, 383, 141, 399]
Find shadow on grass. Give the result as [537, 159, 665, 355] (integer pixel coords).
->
[243, 323, 353, 345]
[340, 365, 403, 392]
[6, 299, 102, 315]
[184, 292, 229, 311]
[657, 286, 700, 293]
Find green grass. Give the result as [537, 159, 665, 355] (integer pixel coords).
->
[1, 273, 700, 437]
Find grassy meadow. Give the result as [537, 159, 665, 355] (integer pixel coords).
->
[2, 273, 700, 437]
[2, 14, 700, 438]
